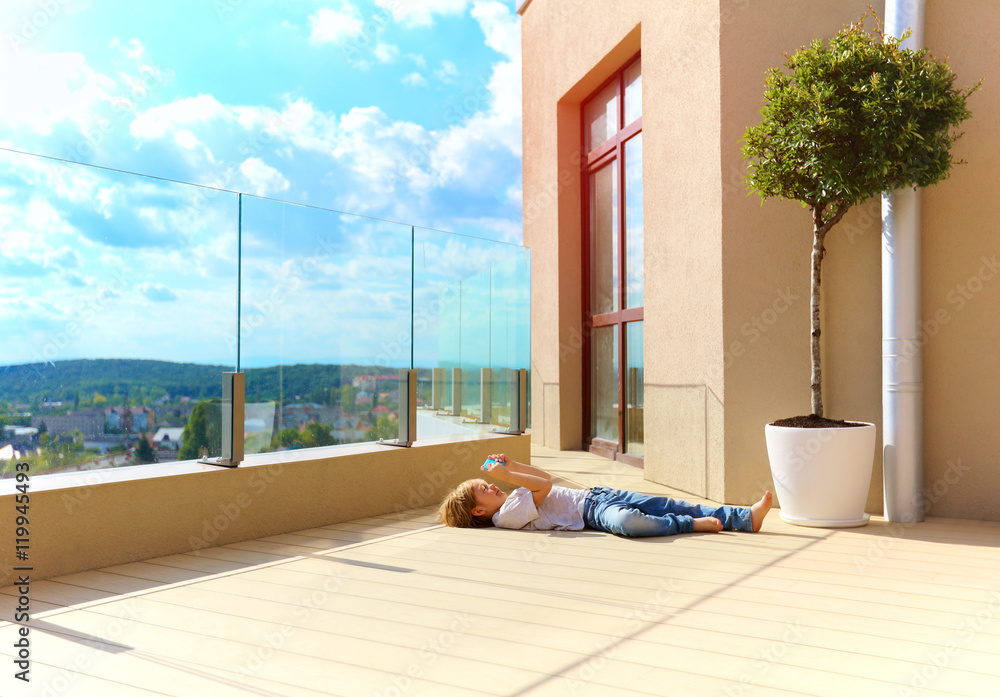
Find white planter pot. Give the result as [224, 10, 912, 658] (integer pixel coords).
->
[765, 421, 876, 528]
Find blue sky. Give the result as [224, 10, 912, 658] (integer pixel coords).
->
[0, 0, 527, 370]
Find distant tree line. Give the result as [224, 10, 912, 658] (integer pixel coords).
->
[0, 359, 399, 408]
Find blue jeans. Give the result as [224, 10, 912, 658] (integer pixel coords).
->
[582, 487, 753, 537]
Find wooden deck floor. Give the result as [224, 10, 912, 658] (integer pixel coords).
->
[2, 445, 999, 696]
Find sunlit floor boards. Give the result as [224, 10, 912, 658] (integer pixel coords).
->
[2, 444, 998, 696]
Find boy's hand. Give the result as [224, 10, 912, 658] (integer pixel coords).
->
[482, 459, 509, 479]
[488, 453, 508, 464]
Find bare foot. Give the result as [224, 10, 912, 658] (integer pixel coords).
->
[751, 491, 773, 532]
[693, 517, 723, 533]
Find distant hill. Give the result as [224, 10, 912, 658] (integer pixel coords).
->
[0, 359, 398, 406]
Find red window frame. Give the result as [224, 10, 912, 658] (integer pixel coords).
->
[581, 53, 643, 467]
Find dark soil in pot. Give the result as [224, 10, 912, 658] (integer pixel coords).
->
[770, 414, 868, 428]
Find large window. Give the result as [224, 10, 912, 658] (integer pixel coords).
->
[582, 55, 643, 464]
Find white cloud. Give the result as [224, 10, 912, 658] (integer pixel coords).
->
[174, 128, 201, 150]
[423, 4, 522, 185]
[0, 153, 119, 219]
[308, 3, 365, 45]
[96, 186, 116, 218]
[44, 247, 81, 269]
[0, 50, 114, 136]
[332, 106, 436, 197]
[232, 97, 340, 158]
[130, 94, 231, 141]
[0, 36, 167, 153]
[239, 157, 291, 196]
[435, 60, 459, 83]
[471, 0, 520, 59]
[212, 5, 524, 222]
[140, 283, 178, 302]
[110, 37, 145, 61]
[373, 42, 400, 63]
[375, 0, 470, 27]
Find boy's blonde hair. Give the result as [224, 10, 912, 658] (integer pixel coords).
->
[439, 479, 494, 528]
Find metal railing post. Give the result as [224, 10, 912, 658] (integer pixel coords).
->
[480, 368, 492, 424]
[380, 369, 416, 447]
[431, 367, 444, 410]
[451, 367, 463, 418]
[203, 371, 244, 467]
[494, 368, 526, 435]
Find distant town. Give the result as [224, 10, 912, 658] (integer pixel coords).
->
[0, 360, 422, 478]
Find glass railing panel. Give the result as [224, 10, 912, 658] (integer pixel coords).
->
[412, 228, 462, 438]
[237, 196, 413, 453]
[488, 248, 531, 428]
[0, 150, 238, 477]
[412, 227, 528, 438]
[1, 152, 531, 474]
[459, 267, 490, 421]
[437, 281, 462, 415]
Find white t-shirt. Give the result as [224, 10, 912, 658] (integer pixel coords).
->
[492, 485, 590, 531]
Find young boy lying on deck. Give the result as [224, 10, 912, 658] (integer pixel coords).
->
[439, 453, 772, 537]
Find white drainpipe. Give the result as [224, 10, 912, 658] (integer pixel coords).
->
[882, 0, 926, 524]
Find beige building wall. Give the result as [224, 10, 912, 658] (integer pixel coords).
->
[721, 0, 1000, 517]
[522, 0, 1000, 519]
[719, 0, 885, 509]
[521, 0, 727, 502]
[921, 0, 1000, 520]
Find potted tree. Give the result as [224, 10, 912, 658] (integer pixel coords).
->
[742, 12, 978, 527]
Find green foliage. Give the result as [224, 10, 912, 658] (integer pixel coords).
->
[341, 385, 358, 412]
[133, 436, 158, 465]
[365, 414, 399, 442]
[0, 358, 397, 407]
[178, 399, 222, 460]
[270, 422, 339, 450]
[274, 427, 302, 449]
[743, 12, 979, 224]
[300, 421, 336, 448]
[742, 11, 979, 417]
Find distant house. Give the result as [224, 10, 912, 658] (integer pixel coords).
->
[30, 410, 104, 438]
[152, 427, 185, 450]
[134, 407, 155, 431]
[352, 375, 376, 392]
[355, 390, 372, 405]
[105, 406, 156, 433]
[332, 415, 367, 443]
[279, 403, 336, 430]
[2, 425, 38, 440]
[152, 394, 172, 406]
[1, 426, 37, 452]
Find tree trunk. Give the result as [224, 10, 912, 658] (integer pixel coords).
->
[810, 209, 827, 417]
